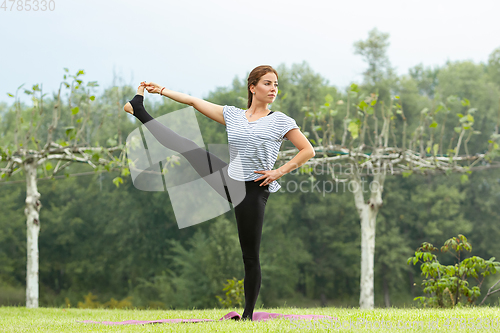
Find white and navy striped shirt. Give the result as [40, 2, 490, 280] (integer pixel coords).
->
[223, 105, 299, 193]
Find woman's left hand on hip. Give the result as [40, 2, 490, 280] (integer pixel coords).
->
[253, 169, 284, 186]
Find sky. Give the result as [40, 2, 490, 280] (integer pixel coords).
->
[1, 0, 499, 106]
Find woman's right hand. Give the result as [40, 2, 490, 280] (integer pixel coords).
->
[141, 81, 163, 94]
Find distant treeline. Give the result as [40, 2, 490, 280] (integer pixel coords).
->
[1, 49, 500, 308]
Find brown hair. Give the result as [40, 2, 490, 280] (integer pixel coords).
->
[247, 65, 279, 109]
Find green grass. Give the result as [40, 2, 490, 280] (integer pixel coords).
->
[0, 306, 499, 332]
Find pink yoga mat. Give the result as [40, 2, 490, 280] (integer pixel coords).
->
[79, 311, 337, 325]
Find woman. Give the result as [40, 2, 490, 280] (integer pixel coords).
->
[124, 65, 315, 320]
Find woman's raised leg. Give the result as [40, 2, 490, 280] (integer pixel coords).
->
[124, 86, 232, 202]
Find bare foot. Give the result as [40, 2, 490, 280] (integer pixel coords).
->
[123, 84, 146, 115]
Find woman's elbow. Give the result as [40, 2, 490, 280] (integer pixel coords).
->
[305, 148, 315, 158]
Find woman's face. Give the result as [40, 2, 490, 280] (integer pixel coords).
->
[251, 72, 278, 104]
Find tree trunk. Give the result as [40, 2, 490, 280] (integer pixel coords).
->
[24, 160, 41, 308]
[351, 157, 386, 309]
[320, 292, 327, 307]
[383, 272, 391, 308]
[358, 198, 376, 309]
[409, 269, 415, 298]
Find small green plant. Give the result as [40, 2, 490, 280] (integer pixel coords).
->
[64, 297, 71, 308]
[77, 292, 100, 309]
[146, 301, 166, 309]
[215, 277, 244, 309]
[76, 292, 133, 309]
[408, 234, 500, 308]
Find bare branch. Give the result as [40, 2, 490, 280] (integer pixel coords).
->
[479, 278, 500, 306]
[439, 104, 448, 155]
[373, 103, 380, 146]
[454, 129, 465, 159]
[44, 82, 63, 151]
[464, 130, 473, 164]
[341, 90, 351, 147]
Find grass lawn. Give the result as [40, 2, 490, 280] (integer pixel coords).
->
[0, 306, 499, 332]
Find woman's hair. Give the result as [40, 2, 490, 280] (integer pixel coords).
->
[247, 65, 279, 109]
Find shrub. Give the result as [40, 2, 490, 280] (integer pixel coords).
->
[408, 234, 500, 308]
[76, 292, 133, 309]
[215, 277, 244, 309]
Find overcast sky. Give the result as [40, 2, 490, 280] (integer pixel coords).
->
[1, 0, 499, 106]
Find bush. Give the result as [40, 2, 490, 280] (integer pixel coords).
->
[215, 277, 244, 309]
[76, 292, 133, 309]
[0, 283, 24, 306]
[408, 234, 500, 308]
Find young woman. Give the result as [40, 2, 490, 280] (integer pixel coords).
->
[124, 65, 315, 320]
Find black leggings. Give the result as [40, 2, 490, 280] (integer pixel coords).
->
[129, 95, 269, 320]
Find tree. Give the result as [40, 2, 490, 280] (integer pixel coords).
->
[0, 69, 126, 308]
[353, 27, 394, 87]
[487, 46, 500, 88]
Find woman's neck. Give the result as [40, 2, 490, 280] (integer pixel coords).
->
[247, 101, 269, 114]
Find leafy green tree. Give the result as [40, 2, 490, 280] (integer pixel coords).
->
[408, 64, 440, 99]
[487, 47, 500, 88]
[0, 69, 127, 308]
[353, 27, 392, 86]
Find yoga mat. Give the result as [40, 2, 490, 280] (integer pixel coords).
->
[79, 311, 337, 325]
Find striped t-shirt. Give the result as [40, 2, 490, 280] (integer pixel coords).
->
[223, 105, 299, 193]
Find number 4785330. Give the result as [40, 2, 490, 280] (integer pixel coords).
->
[1, 0, 55, 11]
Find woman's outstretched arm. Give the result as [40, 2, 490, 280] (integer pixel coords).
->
[142, 82, 225, 125]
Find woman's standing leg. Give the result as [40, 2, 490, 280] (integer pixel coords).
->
[234, 181, 270, 320]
